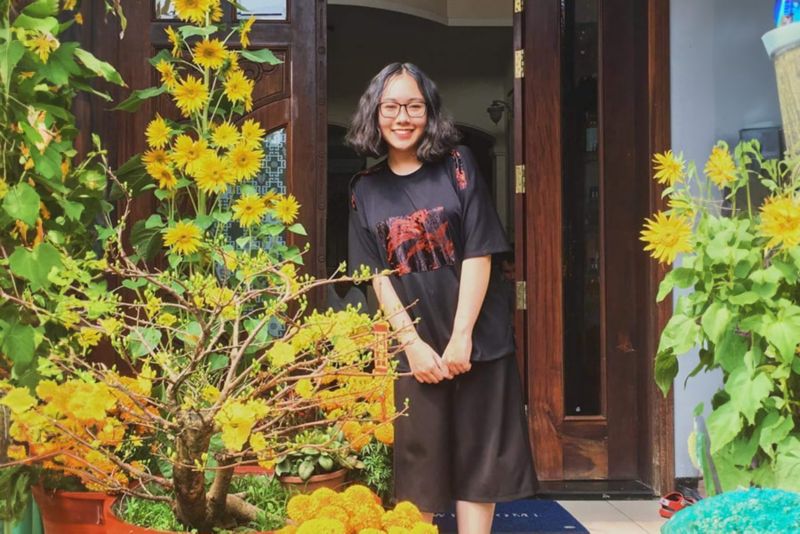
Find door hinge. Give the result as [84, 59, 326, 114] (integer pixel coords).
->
[515, 164, 526, 194]
[516, 280, 527, 310]
[514, 49, 524, 79]
[514, 0, 524, 13]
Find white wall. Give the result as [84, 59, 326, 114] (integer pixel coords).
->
[670, 0, 781, 478]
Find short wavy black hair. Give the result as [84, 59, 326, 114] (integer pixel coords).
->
[345, 62, 460, 163]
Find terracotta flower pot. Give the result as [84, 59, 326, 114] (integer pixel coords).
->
[279, 468, 349, 493]
[31, 485, 107, 534]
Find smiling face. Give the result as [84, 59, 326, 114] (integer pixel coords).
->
[378, 72, 428, 157]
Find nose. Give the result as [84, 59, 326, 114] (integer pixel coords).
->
[395, 106, 411, 122]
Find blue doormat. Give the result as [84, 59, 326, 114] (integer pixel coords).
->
[433, 500, 589, 533]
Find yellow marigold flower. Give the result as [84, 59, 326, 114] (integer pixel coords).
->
[193, 154, 232, 194]
[704, 144, 737, 188]
[295, 378, 315, 399]
[143, 148, 169, 167]
[640, 211, 694, 265]
[359, 529, 387, 534]
[387, 528, 411, 534]
[193, 39, 226, 70]
[155, 59, 179, 90]
[165, 26, 181, 56]
[145, 114, 172, 149]
[171, 136, 210, 175]
[374, 422, 394, 446]
[382, 501, 422, 530]
[223, 69, 254, 110]
[758, 195, 800, 252]
[173, 75, 208, 116]
[317, 505, 349, 526]
[240, 119, 265, 148]
[24, 31, 59, 63]
[148, 163, 178, 190]
[343, 484, 381, 507]
[173, 0, 211, 23]
[240, 16, 255, 48]
[268, 341, 296, 369]
[311, 487, 339, 509]
[275, 526, 297, 534]
[163, 221, 202, 255]
[348, 502, 384, 531]
[0, 388, 36, 414]
[211, 121, 239, 148]
[297, 519, 346, 534]
[274, 194, 300, 224]
[77, 327, 102, 348]
[652, 150, 685, 187]
[228, 143, 263, 181]
[287, 494, 318, 523]
[410, 525, 438, 534]
[232, 194, 267, 227]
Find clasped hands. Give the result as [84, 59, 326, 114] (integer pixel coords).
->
[405, 335, 472, 384]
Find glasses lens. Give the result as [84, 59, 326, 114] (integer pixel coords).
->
[407, 103, 426, 117]
[380, 103, 400, 118]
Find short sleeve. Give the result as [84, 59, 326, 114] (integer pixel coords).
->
[348, 181, 384, 274]
[451, 146, 510, 258]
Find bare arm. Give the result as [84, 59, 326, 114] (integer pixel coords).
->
[442, 255, 491, 375]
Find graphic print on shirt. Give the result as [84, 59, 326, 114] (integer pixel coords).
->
[450, 149, 468, 190]
[376, 207, 456, 275]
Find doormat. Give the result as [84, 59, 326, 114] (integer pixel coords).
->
[433, 500, 589, 534]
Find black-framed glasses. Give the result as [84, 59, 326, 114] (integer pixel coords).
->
[378, 101, 427, 119]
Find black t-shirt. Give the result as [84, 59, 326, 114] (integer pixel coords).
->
[348, 145, 514, 371]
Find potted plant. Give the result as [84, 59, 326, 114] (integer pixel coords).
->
[274, 427, 356, 492]
[643, 141, 800, 493]
[0, 0, 402, 530]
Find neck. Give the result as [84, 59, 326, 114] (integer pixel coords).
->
[387, 148, 423, 176]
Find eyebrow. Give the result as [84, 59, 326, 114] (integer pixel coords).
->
[380, 98, 426, 103]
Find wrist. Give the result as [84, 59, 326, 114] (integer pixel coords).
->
[451, 324, 473, 338]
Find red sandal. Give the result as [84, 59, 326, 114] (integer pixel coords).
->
[659, 491, 696, 519]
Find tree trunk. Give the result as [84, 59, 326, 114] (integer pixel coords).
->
[173, 411, 213, 529]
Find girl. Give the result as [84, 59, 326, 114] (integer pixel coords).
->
[346, 63, 536, 534]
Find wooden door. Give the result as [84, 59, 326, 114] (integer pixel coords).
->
[518, 0, 668, 483]
[94, 0, 327, 277]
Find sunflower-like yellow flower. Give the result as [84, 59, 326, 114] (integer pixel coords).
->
[171, 135, 210, 175]
[287, 494, 320, 523]
[374, 422, 394, 445]
[240, 119, 266, 149]
[228, 143, 263, 181]
[155, 59, 179, 90]
[273, 194, 300, 225]
[193, 153, 233, 194]
[758, 195, 800, 252]
[145, 115, 171, 149]
[640, 211, 694, 265]
[211, 121, 239, 148]
[296, 519, 346, 534]
[147, 163, 178, 190]
[652, 150, 685, 187]
[240, 16, 256, 48]
[143, 148, 169, 167]
[163, 221, 202, 255]
[223, 69, 254, 110]
[704, 144, 737, 188]
[165, 26, 181, 56]
[382, 501, 423, 530]
[232, 194, 267, 227]
[24, 31, 59, 63]
[173, 0, 212, 23]
[173, 75, 208, 116]
[193, 39, 226, 70]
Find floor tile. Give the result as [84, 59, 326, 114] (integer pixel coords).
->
[557, 501, 649, 533]
[607, 500, 665, 523]
[634, 520, 667, 534]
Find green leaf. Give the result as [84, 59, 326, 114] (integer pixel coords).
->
[130, 219, 163, 262]
[0, 322, 37, 371]
[701, 302, 732, 345]
[658, 313, 700, 355]
[773, 437, 800, 491]
[0, 40, 25, 88]
[298, 460, 315, 481]
[112, 86, 167, 112]
[759, 410, 794, 459]
[110, 155, 149, 200]
[724, 367, 772, 425]
[22, 0, 58, 17]
[240, 48, 282, 65]
[772, 258, 798, 284]
[8, 243, 63, 291]
[764, 318, 800, 364]
[57, 198, 84, 221]
[728, 291, 759, 306]
[287, 223, 307, 236]
[121, 278, 148, 290]
[212, 211, 232, 224]
[11, 14, 58, 32]
[74, 48, 126, 86]
[147, 49, 173, 66]
[654, 350, 678, 396]
[208, 354, 228, 372]
[178, 25, 218, 38]
[145, 214, 164, 229]
[177, 321, 203, 348]
[714, 328, 748, 373]
[2, 183, 40, 226]
[39, 42, 81, 86]
[707, 402, 742, 454]
[126, 327, 162, 359]
[318, 455, 334, 471]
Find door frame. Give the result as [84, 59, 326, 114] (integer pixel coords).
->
[516, 0, 674, 492]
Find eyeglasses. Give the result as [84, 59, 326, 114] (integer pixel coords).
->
[378, 101, 427, 119]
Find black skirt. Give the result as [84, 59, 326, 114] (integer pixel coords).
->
[393, 354, 538, 512]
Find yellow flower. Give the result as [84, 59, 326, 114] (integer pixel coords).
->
[240, 119, 266, 149]
[155, 59, 179, 90]
[317, 505, 350, 527]
[250, 431, 268, 452]
[295, 379, 315, 399]
[24, 31, 59, 63]
[193, 39, 226, 70]
[215, 399, 269, 452]
[171, 135, 210, 175]
[273, 194, 300, 225]
[287, 494, 320, 523]
[640, 211, 694, 265]
[240, 16, 255, 48]
[223, 69, 254, 110]
[232, 194, 267, 227]
[147, 163, 178, 190]
[145, 115, 171, 149]
[193, 154, 233, 194]
[0, 388, 36, 414]
[228, 143, 263, 181]
[163, 221, 202, 255]
[157, 312, 177, 327]
[77, 327, 102, 348]
[268, 341, 296, 369]
[201, 385, 220, 403]
[173, 0, 212, 23]
[173, 75, 208, 116]
[165, 26, 181, 56]
[652, 150, 685, 187]
[410, 524, 438, 534]
[704, 144, 737, 188]
[374, 422, 394, 445]
[382, 501, 422, 530]
[74, 13, 83, 24]
[296, 518, 346, 534]
[211, 122, 239, 148]
[143, 148, 169, 167]
[310, 487, 339, 509]
[758, 195, 800, 252]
